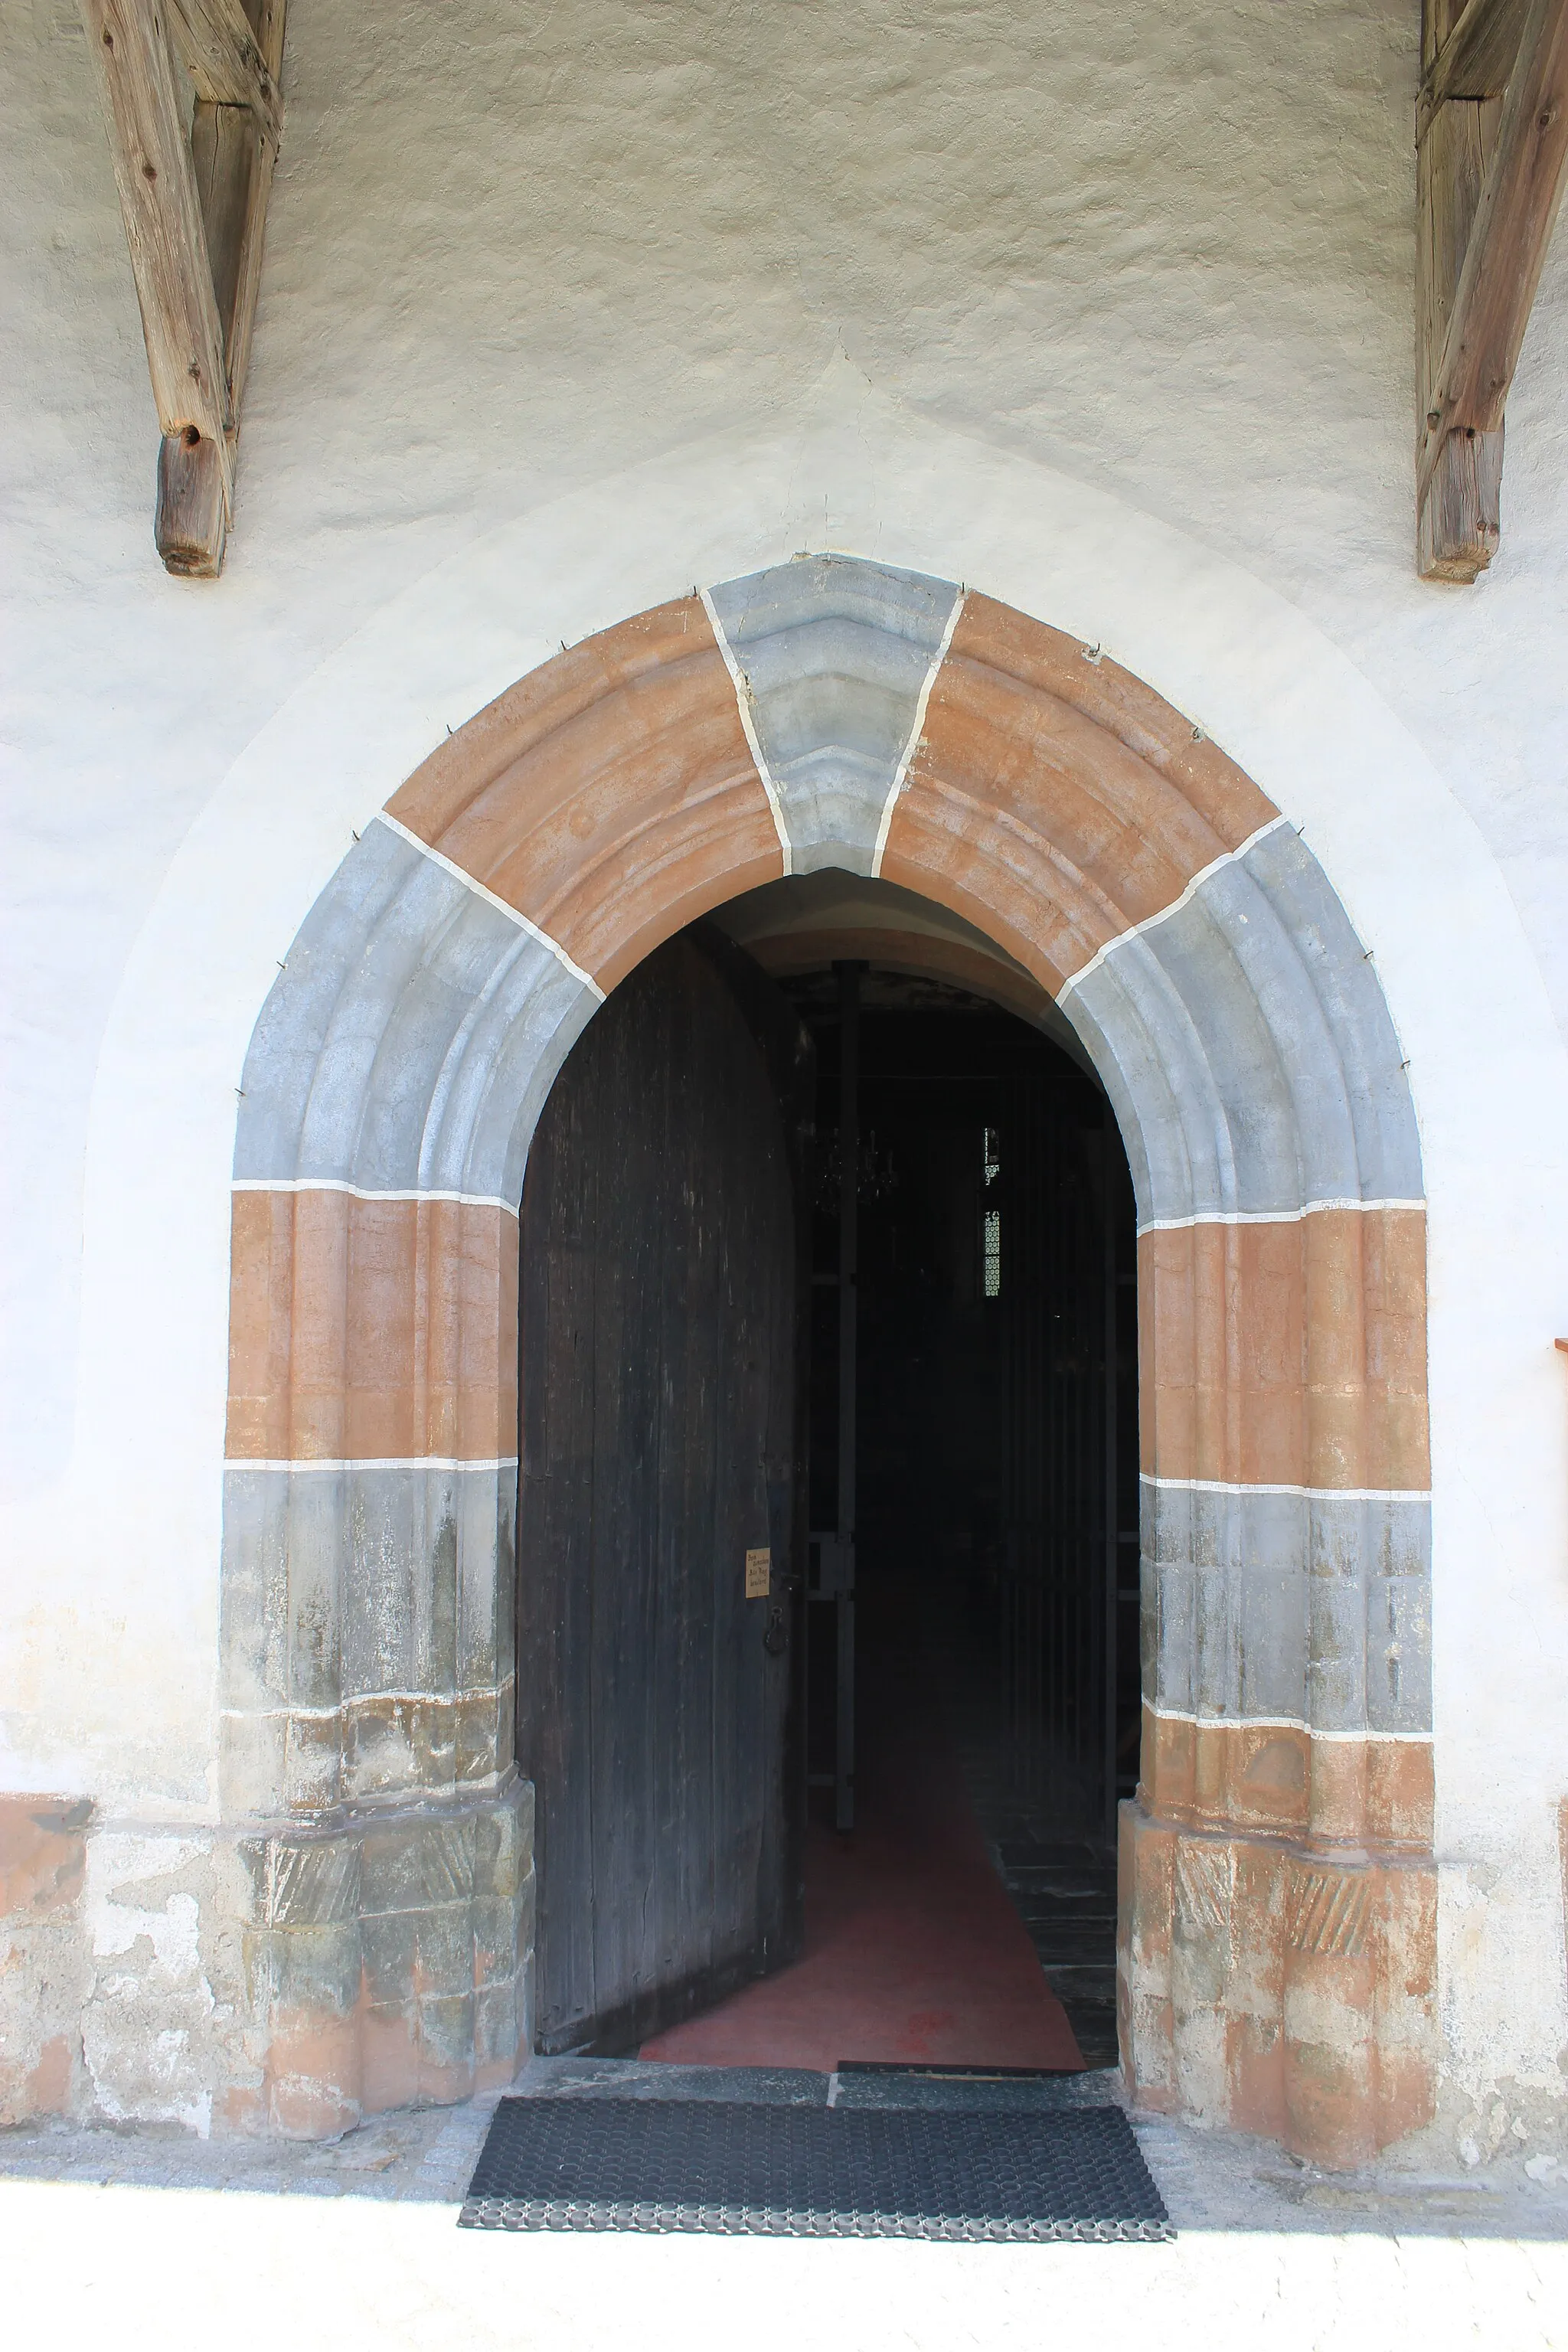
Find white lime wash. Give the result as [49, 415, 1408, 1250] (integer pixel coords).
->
[2, 0, 1566, 2163]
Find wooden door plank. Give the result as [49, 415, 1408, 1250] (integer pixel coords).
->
[519, 933, 804, 2053]
[521, 1065, 608, 2048]
[709, 995, 771, 1984]
[590, 973, 668, 2044]
[656, 959, 717, 2015]
[693, 924, 815, 1970]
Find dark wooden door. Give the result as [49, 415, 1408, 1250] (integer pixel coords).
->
[517, 929, 810, 2056]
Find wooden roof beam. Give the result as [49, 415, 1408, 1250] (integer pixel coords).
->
[79, 0, 286, 577]
[168, 0, 282, 146]
[1420, 0, 1530, 123]
[1417, 0, 1568, 579]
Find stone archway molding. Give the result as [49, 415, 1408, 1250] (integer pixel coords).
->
[222, 554, 1434, 2160]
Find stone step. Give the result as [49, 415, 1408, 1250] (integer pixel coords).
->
[511, 2054, 1125, 2115]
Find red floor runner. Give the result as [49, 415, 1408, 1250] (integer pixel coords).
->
[641, 1639, 1083, 2074]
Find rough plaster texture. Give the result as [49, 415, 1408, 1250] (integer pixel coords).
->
[2, 0, 1567, 2164]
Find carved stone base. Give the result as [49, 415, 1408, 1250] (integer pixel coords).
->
[226, 1778, 534, 2138]
[1118, 1798, 1439, 2169]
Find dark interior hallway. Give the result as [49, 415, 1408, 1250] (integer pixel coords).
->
[639, 1599, 1086, 2073]
[642, 961, 1136, 2077]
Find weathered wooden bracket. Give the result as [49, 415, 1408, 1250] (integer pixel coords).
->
[1417, 0, 1568, 580]
[80, 0, 286, 577]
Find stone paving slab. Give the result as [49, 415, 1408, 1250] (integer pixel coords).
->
[2, 2168, 1566, 2352]
[3, 2069, 1567, 2243]
[0, 2095, 500, 2206]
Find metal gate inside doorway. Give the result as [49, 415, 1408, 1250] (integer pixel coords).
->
[798, 969, 1140, 1850]
[991, 1069, 1138, 1838]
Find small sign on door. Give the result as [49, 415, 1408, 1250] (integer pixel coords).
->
[744, 1547, 771, 1599]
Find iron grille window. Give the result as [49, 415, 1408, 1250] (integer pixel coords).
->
[982, 1126, 1001, 1297]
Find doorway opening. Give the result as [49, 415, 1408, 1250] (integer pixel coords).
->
[224, 562, 1432, 2154]
[796, 959, 1138, 2070]
[518, 878, 1138, 2076]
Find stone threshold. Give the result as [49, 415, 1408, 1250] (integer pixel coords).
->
[2, 2060, 1566, 2242]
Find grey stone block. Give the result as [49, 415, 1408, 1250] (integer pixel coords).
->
[707, 555, 961, 875]
[473, 1976, 522, 2073]
[239, 1830, 362, 1930]
[1062, 828, 1423, 1226]
[416, 1990, 477, 2075]
[413, 1903, 479, 2001]
[234, 820, 593, 1200]
[472, 1896, 522, 1982]
[359, 1907, 419, 2007]
[250, 1921, 363, 2017]
[360, 1812, 478, 1919]
[1142, 1481, 1432, 1734]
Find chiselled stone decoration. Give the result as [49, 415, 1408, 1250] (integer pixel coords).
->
[220, 556, 1434, 2158]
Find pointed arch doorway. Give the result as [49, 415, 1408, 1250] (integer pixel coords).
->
[222, 554, 1436, 2167]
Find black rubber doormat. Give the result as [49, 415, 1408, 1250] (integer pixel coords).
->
[459, 2096, 1171, 2242]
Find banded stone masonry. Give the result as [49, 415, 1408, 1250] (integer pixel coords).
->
[214, 556, 1432, 2158]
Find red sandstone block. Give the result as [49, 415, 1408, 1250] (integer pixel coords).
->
[361, 2001, 420, 2115]
[264, 2004, 363, 2138]
[0, 1795, 90, 1919]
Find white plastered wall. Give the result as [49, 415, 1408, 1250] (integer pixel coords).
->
[2, 0, 1566, 2157]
